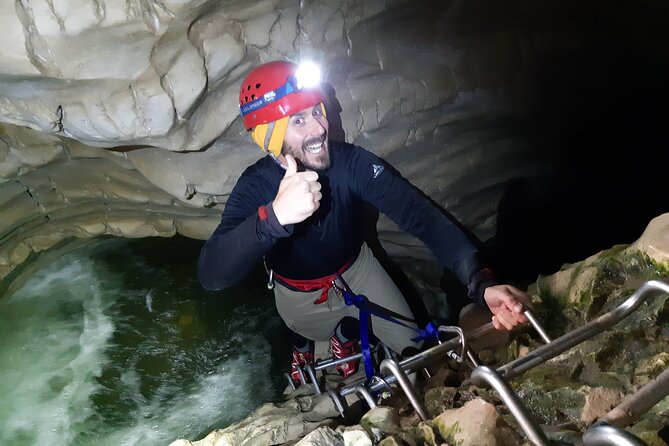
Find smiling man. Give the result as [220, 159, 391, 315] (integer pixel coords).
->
[198, 60, 529, 385]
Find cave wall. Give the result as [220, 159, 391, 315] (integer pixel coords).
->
[1, 0, 668, 284]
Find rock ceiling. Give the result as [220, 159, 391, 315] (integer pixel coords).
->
[1, 0, 667, 284]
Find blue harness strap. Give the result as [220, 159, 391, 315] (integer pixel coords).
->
[340, 288, 439, 381]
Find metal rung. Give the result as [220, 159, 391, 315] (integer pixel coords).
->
[285, 372, 296, 390]
[603, 367, 669, 428]
[525, 308, 551, 344]
[498, 280, 669, 380]
[328, 389, 346, 417]
[437, 326, 466, 362]
[338, 323, 497, 398]
[379, 358, 428, 421]
[582, 424, 647, 446]
[293, 344, 384, 395]
[354, 385, 377, 409]
[470, 365, 550, 446]
[326, 280, 668, 443]
[303, 363, 321, 394]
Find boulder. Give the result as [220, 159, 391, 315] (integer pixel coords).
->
[431, 398, 520, 446]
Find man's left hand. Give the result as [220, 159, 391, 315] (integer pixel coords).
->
[483, 284, 531, 331]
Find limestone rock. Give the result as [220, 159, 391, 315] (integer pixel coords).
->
[424, 386, 457, 418]
[431, 398, 520, 446]
[341, 425, 373, 446]
[295, 426, 343, 446]
[359, 406, 401, 436]
[628, 213, 669, 270]
[168, 394, 339, 446]
[580, 386, 625, 425]
[634, 353, 669, 386]
[377, 436, 403, 446]
[408, 422, 439, 446]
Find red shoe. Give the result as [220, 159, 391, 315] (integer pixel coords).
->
[290, 348, 314, 385]
[330, 335, 359, 378]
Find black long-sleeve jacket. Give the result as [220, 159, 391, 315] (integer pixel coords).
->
[198, 141, 496, 304]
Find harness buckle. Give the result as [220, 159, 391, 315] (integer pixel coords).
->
[263, 256, 274, 290]
[267, 269, 274, 290]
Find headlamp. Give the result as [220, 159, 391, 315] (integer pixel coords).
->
[294, 61, 321, 89]
[240, 61, 322, 117]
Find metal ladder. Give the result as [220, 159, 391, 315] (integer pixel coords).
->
[326, 279, 669, 446]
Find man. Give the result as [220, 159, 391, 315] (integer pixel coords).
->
[198, 60, 528, 384]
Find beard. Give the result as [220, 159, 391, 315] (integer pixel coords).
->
[283, 134, 331, 171]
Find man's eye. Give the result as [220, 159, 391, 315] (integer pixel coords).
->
[313, 109, 321, 117]
[293, 118, 303, 125]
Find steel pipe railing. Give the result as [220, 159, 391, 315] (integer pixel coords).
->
[328, 281, 669, 433]
[304, 364, 321, 394]
[355, 385, 377, 409]
[339, 323, 496, 398]
[580, 367, 669, 445]
[437, 325, 466, 362]
[379, 358, 428, 421]
[524, 308, 552, 344]
[285, 372, 296, 390]
[338, 306, 548, 398]
[497, 280, 669, 380]
[466, 348, 480, 367]
[602, 367, 669, 428]
[470, 365, 550, 446]
[582, 424, 647, 446]
[329, 281, 668, 444]
[290, 345, 382, 394]
[328, 389, 347, 417]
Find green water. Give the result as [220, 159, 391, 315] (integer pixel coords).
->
[0, 236, 290, 446]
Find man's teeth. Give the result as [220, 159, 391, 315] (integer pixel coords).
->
[305, 142, 323, 153]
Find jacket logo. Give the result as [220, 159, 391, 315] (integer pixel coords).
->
[372, 164, 384, 178]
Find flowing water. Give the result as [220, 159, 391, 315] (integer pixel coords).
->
[0, 236, 290, 446]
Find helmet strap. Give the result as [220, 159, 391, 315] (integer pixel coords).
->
[250, 116, 289, 157]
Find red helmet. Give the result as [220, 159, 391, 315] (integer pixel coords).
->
[239, 61, 325, 130]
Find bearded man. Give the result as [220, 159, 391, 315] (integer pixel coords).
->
[198, 60, 528, 384]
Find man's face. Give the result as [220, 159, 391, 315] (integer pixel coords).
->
[282, 104, 330, 171]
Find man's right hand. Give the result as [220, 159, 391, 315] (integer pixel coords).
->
[272, 154, 322, 226]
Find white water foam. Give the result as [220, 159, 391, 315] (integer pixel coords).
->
[99, 339, 272, 445]
[0, 243, 275, 446]
[0, 260, 115, 446]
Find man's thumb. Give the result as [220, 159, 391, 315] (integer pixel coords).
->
[284, 154, 297, 177]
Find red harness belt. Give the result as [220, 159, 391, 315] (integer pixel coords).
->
[274, 258, 354, 304]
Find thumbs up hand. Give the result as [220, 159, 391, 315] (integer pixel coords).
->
[272, 154, 322, 226]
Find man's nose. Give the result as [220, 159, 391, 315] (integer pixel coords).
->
[306, 115, 326, 136]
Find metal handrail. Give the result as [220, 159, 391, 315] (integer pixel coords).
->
[602, 367, 669, 428]
[379, 358, 428, 420]
[290, 345, 381, 394]
[355, 385, 377, 409]
[437, 325, 466, 362]
[470, 365, 550, 446]
[338, 306, 549, 399]
[328, 389, 347, 417]
[339, 322, 497, 398]
[524, 308, 552, 344]
[331, 280, 669, 443]
[304, 364, 320, 394]
[582, 424, 647, 446]
[497, 280, 669, 380]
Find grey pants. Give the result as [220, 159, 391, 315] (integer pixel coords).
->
[273, 243, 421, 354]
